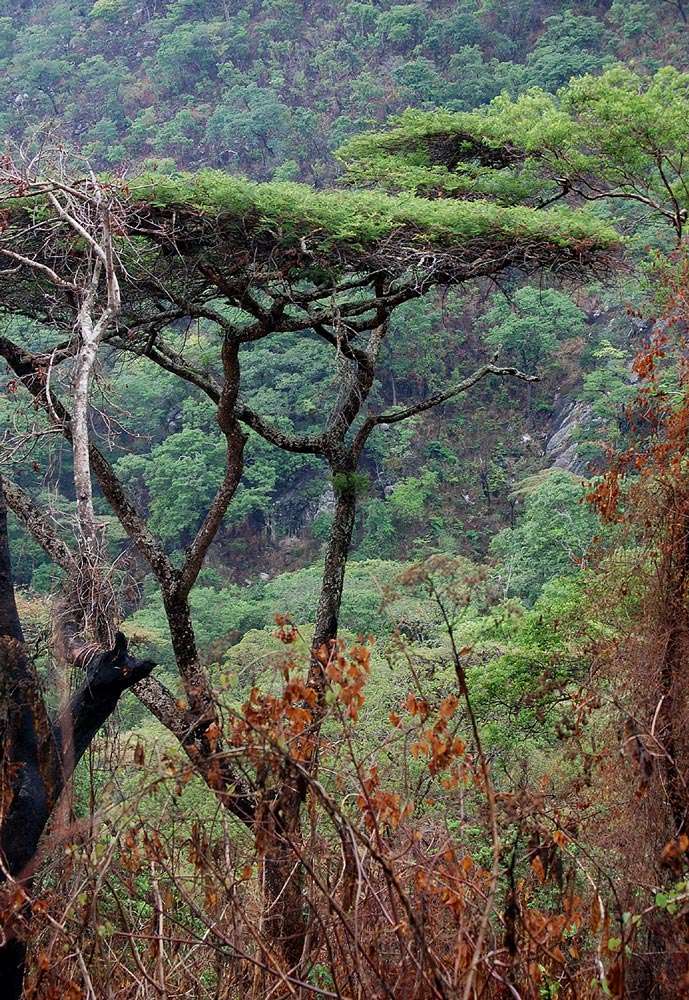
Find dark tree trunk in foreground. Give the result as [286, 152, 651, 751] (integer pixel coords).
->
[261, 471, 358, 971]
[0, 478, 154, 998]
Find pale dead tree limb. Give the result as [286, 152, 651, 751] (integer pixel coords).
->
[0, 248, 78, 291]
[4, 478, 188, 734]
[4, 451, 255, 834]
[1, 155, 125, 647]
[71, 195, 121, 567]
[0, 340, 198, 711]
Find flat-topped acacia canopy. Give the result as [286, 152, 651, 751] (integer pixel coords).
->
[337, 67, 689, 238]
[0, 115, 623, 992]
[0, 161, 618, 337]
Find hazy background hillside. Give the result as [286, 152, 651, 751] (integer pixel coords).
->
[3, 1, 688, 181]
[7, 0, 681, 609]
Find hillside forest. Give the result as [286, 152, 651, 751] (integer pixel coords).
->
[4, 2, 689, 998]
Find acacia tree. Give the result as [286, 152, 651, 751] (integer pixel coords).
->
[0, 133, 617, 984]
[338, 66, 689, 243]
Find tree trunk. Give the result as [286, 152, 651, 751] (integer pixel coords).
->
[311, 471, 358, 656]
[0, 478, 154, 999]
[259, 470, 358, 973]
[72, 311, 102, 561]
[163, 590, 215, 726]
[261, 789, 308, 973]
[0, 477, 34, 996]
[657, 522, 689, 839]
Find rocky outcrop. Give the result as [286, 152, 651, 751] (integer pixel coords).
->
[544, 399, 594, 474]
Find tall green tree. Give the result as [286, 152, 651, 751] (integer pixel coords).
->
[0, 121, 616, 980]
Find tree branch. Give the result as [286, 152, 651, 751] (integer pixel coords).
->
[0, 335, 174, 584]
[0, 247, 78, 291]
[235, 402, 327, 455]
[178, 337, 246, 598]
[352, 363, 538, 456]
[2, 479, 75, 573]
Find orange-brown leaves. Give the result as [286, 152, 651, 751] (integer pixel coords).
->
[274, 613, 299, 644]
[325, 640, 372, 721]
[660, 833, 689, 865]
[407, 690, 465, 775]
[231, 675, 318, 769]
[404, 692, 430, 720]
[356, 766, 410, 832]
[227, 637, 374, 786]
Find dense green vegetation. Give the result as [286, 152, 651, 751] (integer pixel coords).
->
[4, 2, 689, 998]
[0, 0, 686, 181]
[2, 1, 672, 596]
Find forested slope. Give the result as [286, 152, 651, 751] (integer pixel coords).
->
[2, 3, 689, 997]
[5, 1, 673, 595]
[2, 0, 687, 180]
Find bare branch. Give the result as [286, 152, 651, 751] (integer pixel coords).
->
[178, 337, 246, 599]
[0, 247, 78, 291]
[2, 479, 74, 573]
[353, 363, 538, 456]
[0, 334, 174, 584]
[235, 402, 327, 455]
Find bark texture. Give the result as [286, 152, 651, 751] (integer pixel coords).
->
[0, 478, 155, 999]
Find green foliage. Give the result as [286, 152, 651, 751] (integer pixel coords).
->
[205, 83, 297, 171]
[580, 340, 635, 422]
[357, 500, 397, 559]
[491, 470, 605, 603]
[115, 425, 228, 545]
[609, 1, 654, 37]
[126, 582, 265, 669]
[523, 12, 612, 89]
[377, 5, 428, 48]
[114, 389, 319, 548]
[1, 0, 681, 180]
[7, 510, 57, 590]
[125, 558, 449, 673]
[338, 65, 689, 246]
[484, 287, 587, 373]
[259, 559, 427, 637]
[465, 573, 603, 760]
[90, 0, 136, 20]
[388, 471, 438, 522]
[128, 168, 618, 255]
[332, 472, 370, 499]
[336, 107, 555, 202]
[149, 21, 223, 94]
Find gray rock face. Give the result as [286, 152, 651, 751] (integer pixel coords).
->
[314, 486, 336, 517]
[545, 400, 594, 473]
